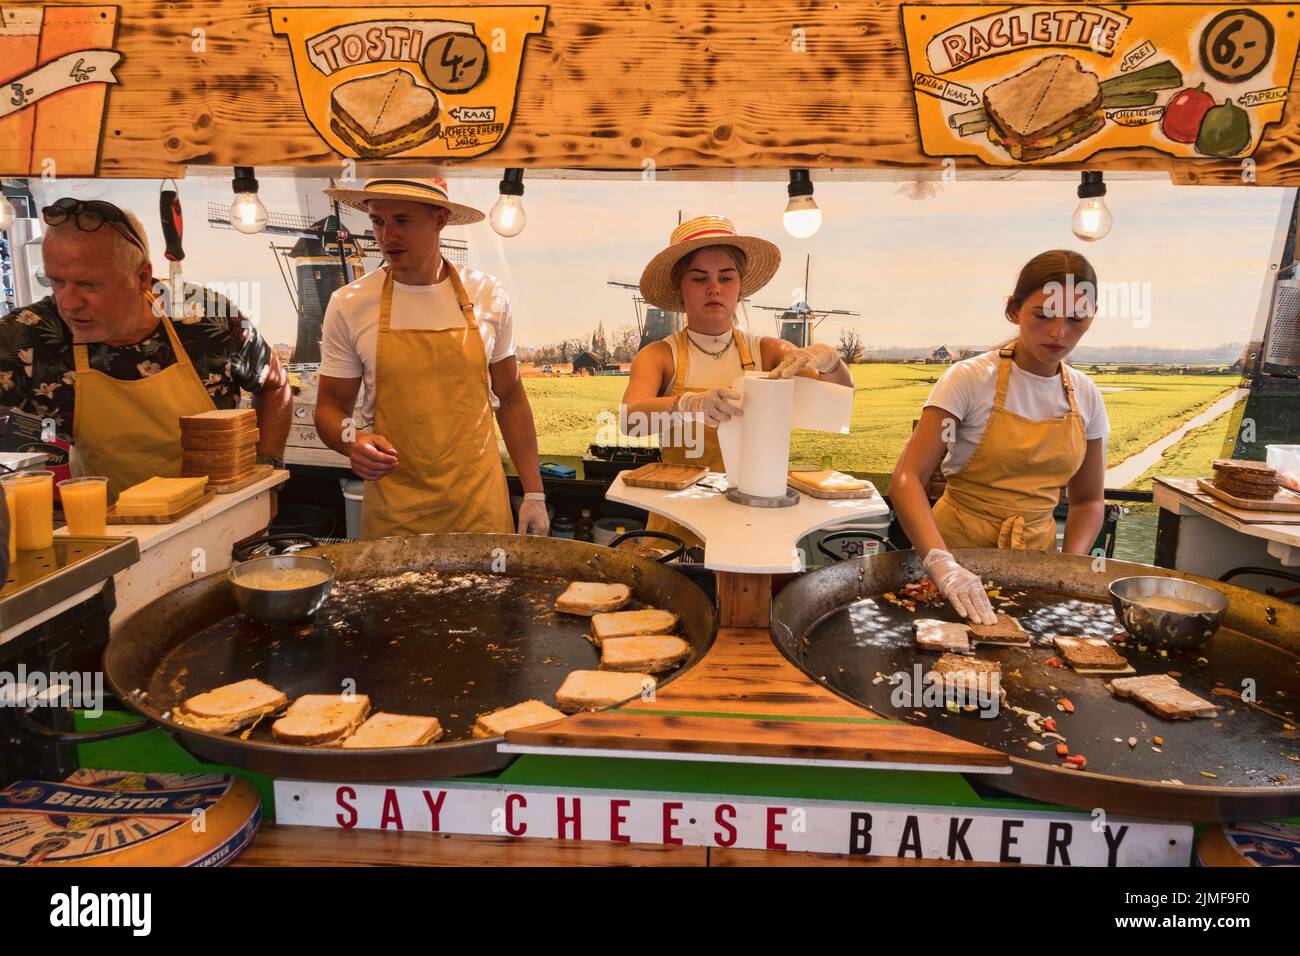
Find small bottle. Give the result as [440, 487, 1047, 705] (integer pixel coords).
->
[575, 508, 594, 542]
[551, 515, 575, 539]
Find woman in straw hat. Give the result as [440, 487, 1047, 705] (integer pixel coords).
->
[621, 215, 853, 551]
[315, 177, 549, 539]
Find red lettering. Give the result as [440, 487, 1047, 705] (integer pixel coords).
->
[610, 799, 630, 843]
[1053, 10, 1080, 43]
[714, 804, 737, 847]
[968, 25, 991, 60]
[365, 26, 385, 59]
[422, 790, 447, 831]
[767, 807, 788, 851]
[308, 34, 343, 72]
[341, 34, 364, 63]
[557, 797, 582, 841]
[505, 793, 527, 836]
[987, 18, 1009, 48]
[335, 786, 357, 829]
[380, 788, 404, 830]
[384, 25, 411, 59]
[1031, 11, 1052, 42]
[1076, 11, 1103, 47]
[942, 34, 970, 69]
[662, 802, 683, 845]
[1010, 13, 1029, 45]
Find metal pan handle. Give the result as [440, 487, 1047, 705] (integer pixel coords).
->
[817, 531, 891, 562]
[1219, 566, 1300, 602]
[16, 704, 153, 744]
[607, 530, 687, 563]
[232, 533, 322, 562]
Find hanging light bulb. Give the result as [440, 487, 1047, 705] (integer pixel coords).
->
[230, 166, 268, 235]
[783, 169, 822, 239]
[490, 168, 526, 237]
[1071, 171, 1112, 242]
[0, 193, 15, 231]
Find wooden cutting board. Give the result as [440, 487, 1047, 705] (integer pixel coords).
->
[206, 464, 274, 495]
[1196, 478, 1300, 515]
[788, 470, 878, 499]
[622, 463, 708, 490]
[108, 491, 214, 524]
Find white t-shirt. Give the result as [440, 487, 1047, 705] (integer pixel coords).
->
[319, 265, 515, 427]
[924, 349, 1109, 477]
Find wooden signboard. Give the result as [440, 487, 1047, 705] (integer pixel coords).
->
[2, 0, 1300, 184]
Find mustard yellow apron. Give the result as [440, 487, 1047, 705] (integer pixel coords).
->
[646, 326, 756, 550]
[71, 303, 217, 501]
[361, 264, 513, 539]
[931, 345, 1086, 550]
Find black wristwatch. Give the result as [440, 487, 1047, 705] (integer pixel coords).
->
[257, 453, 286, 469]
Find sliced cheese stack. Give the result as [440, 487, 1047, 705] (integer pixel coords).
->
[115, 476, 209, 516]
[180, 409, 259, 486]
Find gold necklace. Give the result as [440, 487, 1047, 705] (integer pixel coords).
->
[687, 329, 733, 359]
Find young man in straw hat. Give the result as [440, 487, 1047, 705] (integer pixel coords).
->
[621, 215, 852, 550]
[315, 177, 547, 539]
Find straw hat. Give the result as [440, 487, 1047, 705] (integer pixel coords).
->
[639, 215, 781, 311]
[323, 176, 484, 226]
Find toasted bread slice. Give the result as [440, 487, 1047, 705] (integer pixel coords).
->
[555, 670, 656, 713]
[180, 409, 256, 431]
[914, 619, 970, 653]
[330, 69, 440, 157]
[1108, 674, 1217, 720]
[171, 709, 261, 735]
[931, 653, 1002, 698]
[591, 608, 677, 644]
[340, 712, 442, 748]
[181, 678, 288, 720]
[600, 635, 690, 673]
[555, 581, 632, 616]
[272, 694, 371, 745]
[984, 54, 1102, 144]
[969, 613, 1029, 645]
[1053, 635, 1129, 671]
[473, 700, 567, 738]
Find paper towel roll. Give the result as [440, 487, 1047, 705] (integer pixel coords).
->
[737, 376, 794, 497]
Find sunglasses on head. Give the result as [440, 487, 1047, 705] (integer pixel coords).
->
[41, 198, 146, 253]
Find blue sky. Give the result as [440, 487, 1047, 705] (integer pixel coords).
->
[32, 173, 1291, 353]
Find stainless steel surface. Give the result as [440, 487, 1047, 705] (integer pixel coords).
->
[228, 554, 336, 623]
[771, 549, 1300, 821]
[724, 486, 800, 508]
[0, 536, 140, 632]
[1109, 576, 1228, 650]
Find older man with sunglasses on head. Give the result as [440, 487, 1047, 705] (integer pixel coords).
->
[0, 198, 292, 500]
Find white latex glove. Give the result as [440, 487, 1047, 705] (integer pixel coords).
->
[922, 548, 997, 626]
[676, 386, 742, 428]
[768, 343, 841, 379]
[517, 494, 550, 536]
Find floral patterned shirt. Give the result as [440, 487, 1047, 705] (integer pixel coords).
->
[0, 281, 273, 440]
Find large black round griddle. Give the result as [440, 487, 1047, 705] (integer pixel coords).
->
[771, 549, 1300, 821]
[103, 535, 715, 781]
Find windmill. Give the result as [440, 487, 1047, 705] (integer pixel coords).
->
[606, 273, 679, 350]
[207, 202, 467, 364]
[752, 254, 860, 348]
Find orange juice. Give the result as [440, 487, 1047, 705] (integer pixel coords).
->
[0, 471, 54, 550]
[1, 486, 15, 562]
[57, 476, 108, 536]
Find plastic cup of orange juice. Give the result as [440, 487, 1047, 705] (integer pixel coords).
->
[57, 476, 109, 537]
[0, 470, 55, 550]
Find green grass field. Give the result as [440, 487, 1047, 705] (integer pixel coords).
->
[1123, 406, 1239, 491]
[515, 365, 1242, 481]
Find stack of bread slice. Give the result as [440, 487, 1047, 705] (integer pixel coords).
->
[180, 409, 260, 487]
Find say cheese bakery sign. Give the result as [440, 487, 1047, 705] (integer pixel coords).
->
[276, 780, 1193, 866]
[901, 3, 1300, 165]
[271, 5, 546, 159]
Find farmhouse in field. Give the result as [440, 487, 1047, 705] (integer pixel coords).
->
[926, 345, 982, 364]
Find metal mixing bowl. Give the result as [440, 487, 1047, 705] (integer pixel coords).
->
[1108, 575, 1228, 650]
[228, 554, 336, 623]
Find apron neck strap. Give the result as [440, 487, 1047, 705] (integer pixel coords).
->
[734, 327, 755, 370]
[73, 292, 190, 370]
[380, 261, 476, 333]
[996, 344, 1077, 412]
